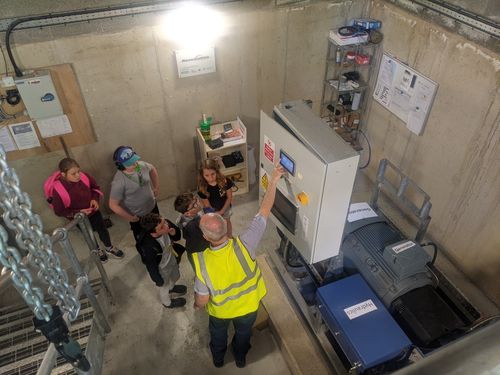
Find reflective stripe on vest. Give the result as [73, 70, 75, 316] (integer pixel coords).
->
[195, 238, 263, 307]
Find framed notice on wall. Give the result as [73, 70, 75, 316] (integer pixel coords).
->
[373, 52, 438, 136]
[175, 47, 216, 78]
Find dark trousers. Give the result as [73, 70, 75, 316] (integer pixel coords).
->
[130, 203, 159, 257]
[208, 310, 258, 363]
[88, 210, 112, 248]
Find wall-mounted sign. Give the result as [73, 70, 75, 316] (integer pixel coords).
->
[175, 47, 216, 78]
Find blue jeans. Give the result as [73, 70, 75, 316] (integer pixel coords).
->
[208, 310, 258, 363]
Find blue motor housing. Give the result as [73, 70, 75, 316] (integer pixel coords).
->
[342, 215, 435, 307]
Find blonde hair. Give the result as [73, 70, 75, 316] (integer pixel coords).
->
[198, 159, 227, 197]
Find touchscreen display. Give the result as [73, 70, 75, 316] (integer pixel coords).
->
[279, 150, 295, 176]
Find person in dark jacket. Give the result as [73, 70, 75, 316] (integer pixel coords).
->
[174, 193, 209, 270]
[138, 213, 187, 308]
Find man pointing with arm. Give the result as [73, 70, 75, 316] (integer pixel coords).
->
[193, 164, 285, 368]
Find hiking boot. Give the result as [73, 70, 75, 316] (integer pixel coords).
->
[163, 297, 186, 309]
[169, 284, 187, 296]
[105, 246, 124, 258]
[98, 249, 108, 263]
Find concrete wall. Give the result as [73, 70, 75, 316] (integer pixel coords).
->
[2, 0, 498, 306]
[366, 0, 500, 305]
[1, 0, 367, 229]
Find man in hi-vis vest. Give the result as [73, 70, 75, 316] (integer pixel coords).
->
[193, 164, 284, 368]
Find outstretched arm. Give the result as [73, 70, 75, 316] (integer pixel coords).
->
[259, 164, 285, 218]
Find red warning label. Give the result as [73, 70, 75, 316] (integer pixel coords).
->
[263, 136, 275, 163]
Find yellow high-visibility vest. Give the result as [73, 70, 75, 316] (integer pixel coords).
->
[193, 237, 267, 319]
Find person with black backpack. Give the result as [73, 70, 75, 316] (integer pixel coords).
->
[47, 157, 125, 262]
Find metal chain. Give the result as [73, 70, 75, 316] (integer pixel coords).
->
[0, 225, 52, 321]
[0, 146, 80, 321]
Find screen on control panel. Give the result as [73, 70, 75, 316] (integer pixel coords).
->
[279, 150, 295, 176]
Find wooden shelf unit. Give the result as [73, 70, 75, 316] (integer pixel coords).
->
[196, 117, 249, 196]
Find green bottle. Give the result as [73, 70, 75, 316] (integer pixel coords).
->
[199, 114, 212, 142]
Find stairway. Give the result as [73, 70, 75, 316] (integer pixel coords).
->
[0, 281, 103, 375]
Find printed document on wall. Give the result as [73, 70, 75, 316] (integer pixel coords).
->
[36, 114, 73, 138]
[373, 52, 438, 136]
[9, 121, 40, 150]
[0, 127, 18, 152]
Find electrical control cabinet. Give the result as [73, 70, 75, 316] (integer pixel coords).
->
[259, 100, 359, 264]
[14, 71, 63, 120]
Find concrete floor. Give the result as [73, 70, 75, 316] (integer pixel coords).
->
[1, 169, 498, 374]
[93, 184, 291, 375]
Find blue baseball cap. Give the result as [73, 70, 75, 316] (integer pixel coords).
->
[115, 146, 140, 167]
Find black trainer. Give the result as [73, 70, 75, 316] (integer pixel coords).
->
[235, 358, 246, 368]
[105, 246, 125, 258]
[98, 249, 108, 263]
[169, 284, 187, 295]
[163, 297, 186, 309]
[213, 358, 224, 368]
[231, 347, 246, 368]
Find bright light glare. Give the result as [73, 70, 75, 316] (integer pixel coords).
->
[161, 3, 227, 48]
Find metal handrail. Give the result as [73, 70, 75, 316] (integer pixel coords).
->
[370, 159, 432, 242]
[36, 213, 114, 375]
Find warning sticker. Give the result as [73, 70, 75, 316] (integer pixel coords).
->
[261, 172, 268, 190]
[263, 135, 275, 163]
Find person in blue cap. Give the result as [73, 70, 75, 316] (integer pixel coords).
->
[109, 146, 161, 258]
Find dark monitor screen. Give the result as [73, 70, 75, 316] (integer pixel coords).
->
[279, 150, 295, 176]
[271, 189, 297, 234]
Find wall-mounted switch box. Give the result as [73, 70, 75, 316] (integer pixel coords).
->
[1, 76, 15, 88]
[14, 72, 63, 119]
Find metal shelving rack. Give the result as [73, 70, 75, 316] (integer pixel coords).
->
[320, 37, 379, 150]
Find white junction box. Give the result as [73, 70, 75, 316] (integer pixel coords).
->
[14, 72, 64, 120]
[259, 100, 359, 264]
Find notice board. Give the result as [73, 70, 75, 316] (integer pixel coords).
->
[373, 52, 438, 136]
[0, 64, 96, 161]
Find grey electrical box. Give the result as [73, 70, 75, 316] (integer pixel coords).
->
[14, 72, 64, 120]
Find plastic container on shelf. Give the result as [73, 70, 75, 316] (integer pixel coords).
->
[199, 114, 212, 142]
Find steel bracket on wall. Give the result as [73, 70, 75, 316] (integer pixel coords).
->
[0, 0, 240, 32]
[406, 0, 499, 38]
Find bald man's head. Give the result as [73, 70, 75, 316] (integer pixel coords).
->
[199, 213, 228, 243]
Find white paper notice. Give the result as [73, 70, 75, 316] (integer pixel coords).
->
[373, 56, 395, 106]
[0, 127, 18, 152]
[407, 78, 435, 135]
[9, 122, 40, 150]
[347, 202, 378, 222]
[36, 115, 73, 138]
[344, 299, 378, 320]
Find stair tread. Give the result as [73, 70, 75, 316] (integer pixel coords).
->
[0, 282, 101, 320]
[0, 313, 94, 356]
[0, 339, 88, 375]
[0, 306, 94, 349]
[0, 302, 93, 336]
